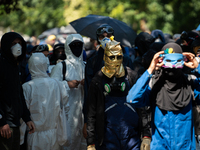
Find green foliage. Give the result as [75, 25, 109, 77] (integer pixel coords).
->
[0, 0, 200, 37]
[0, 0, 66, 36]
[0, 0, 20, 14]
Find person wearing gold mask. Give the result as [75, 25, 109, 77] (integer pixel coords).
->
[83, 24, 134, 140]
[101, 40, 125, 78]
[86, 40, 150, 150]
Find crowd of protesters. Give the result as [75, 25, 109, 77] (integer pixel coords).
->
[0, 23, 200, 150]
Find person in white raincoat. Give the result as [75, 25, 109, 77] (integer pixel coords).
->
[22, 53, 70, 150]
[50, 34, 86, 150]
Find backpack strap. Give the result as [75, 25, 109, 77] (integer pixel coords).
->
[61, 61, 66, 81]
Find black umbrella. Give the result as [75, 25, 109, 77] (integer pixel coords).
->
[38, 27, 60, 39]
[70, 14, 137, 47]
[59, 24, 77, 34]
[38, 25, 77, 39]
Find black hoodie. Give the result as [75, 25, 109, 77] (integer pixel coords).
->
[0, 32, 31, 127]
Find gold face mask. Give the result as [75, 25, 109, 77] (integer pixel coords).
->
[101, 40, 125, 78]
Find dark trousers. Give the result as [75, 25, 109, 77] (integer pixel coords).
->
[0, 127, 20, 150]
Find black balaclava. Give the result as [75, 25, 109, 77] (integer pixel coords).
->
[69, 40, 83, 57]
[151, 43, 192, 111]
[135, 32, 155, 57]
[149, 42, 165, 52]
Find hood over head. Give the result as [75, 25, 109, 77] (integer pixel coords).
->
[135, 32, 155, 57]
[150, 42, 165, 52]
[151, 29, 165, 43]
[28, 53, 49, 79]
[65, 34, 84, 61]
[1, 32, 26, 63]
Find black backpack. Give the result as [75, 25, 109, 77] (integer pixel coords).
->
[61, 61, 66, 81]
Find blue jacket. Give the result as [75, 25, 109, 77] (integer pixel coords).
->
[127, 66, 200, 150]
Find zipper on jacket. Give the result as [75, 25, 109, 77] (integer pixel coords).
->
[124, 103, 136, 112]
[105, 103, 117, 112]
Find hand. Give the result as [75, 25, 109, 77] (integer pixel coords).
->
[82, 123, 87, 139]
[80, 79, 85, 86]
[0, 124, 12, 139]
[147, 51, 164, 74]
[140, 137, 151, 150]
[183, 52, 199, 69]
[26, 121, 35, 134]
[87, 145, 96, 150]
[67, 80, 80, 88]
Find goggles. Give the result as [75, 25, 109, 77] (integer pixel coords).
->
[96, 26, 114, 35]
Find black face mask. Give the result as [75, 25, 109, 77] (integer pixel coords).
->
[69, 40, 83, 57]
[55, 53, 66, 61]
[163, 68, 182, 81]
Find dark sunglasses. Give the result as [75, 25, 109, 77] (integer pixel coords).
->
[96, 27, 114, 35]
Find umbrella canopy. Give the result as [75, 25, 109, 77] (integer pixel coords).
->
[38, 25, 77, 39]
[38, 27, 60, 39]
[70, 14, 137, 47]
[59, 24, 77, 34]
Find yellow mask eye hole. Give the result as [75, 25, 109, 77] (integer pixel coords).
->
[109, 56, 115, 60]
[117, 56, 123, 60]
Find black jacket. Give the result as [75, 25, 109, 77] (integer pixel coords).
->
[0, 32, 31, 127]
[83, 47, 134, 122]
[86, 67, 150, 146]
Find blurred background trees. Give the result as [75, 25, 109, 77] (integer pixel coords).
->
[0, 0, 199, 37]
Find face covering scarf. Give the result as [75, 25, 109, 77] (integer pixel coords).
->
[151, 43, 192, 111]
[69, 41, 83, 57]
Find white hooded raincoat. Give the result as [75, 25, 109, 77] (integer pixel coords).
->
[50, 34, 86, 150]
[22, 53, 70, 150]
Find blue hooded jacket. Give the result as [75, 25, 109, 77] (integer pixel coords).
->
[127, 66, 200, 150]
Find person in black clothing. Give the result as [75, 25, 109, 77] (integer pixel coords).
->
[86, 40, 151, 150]
[49, 43, 66, 65]
[0, 32, 35, 150]
[133, 32, 155, 77]
[176, 30, 199, 53]
[83, 24, 134, 137]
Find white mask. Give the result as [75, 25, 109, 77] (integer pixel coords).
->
[155, 38, 162, 43]
[11, 43, 22, 57]
[99, 37, 111, 49]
